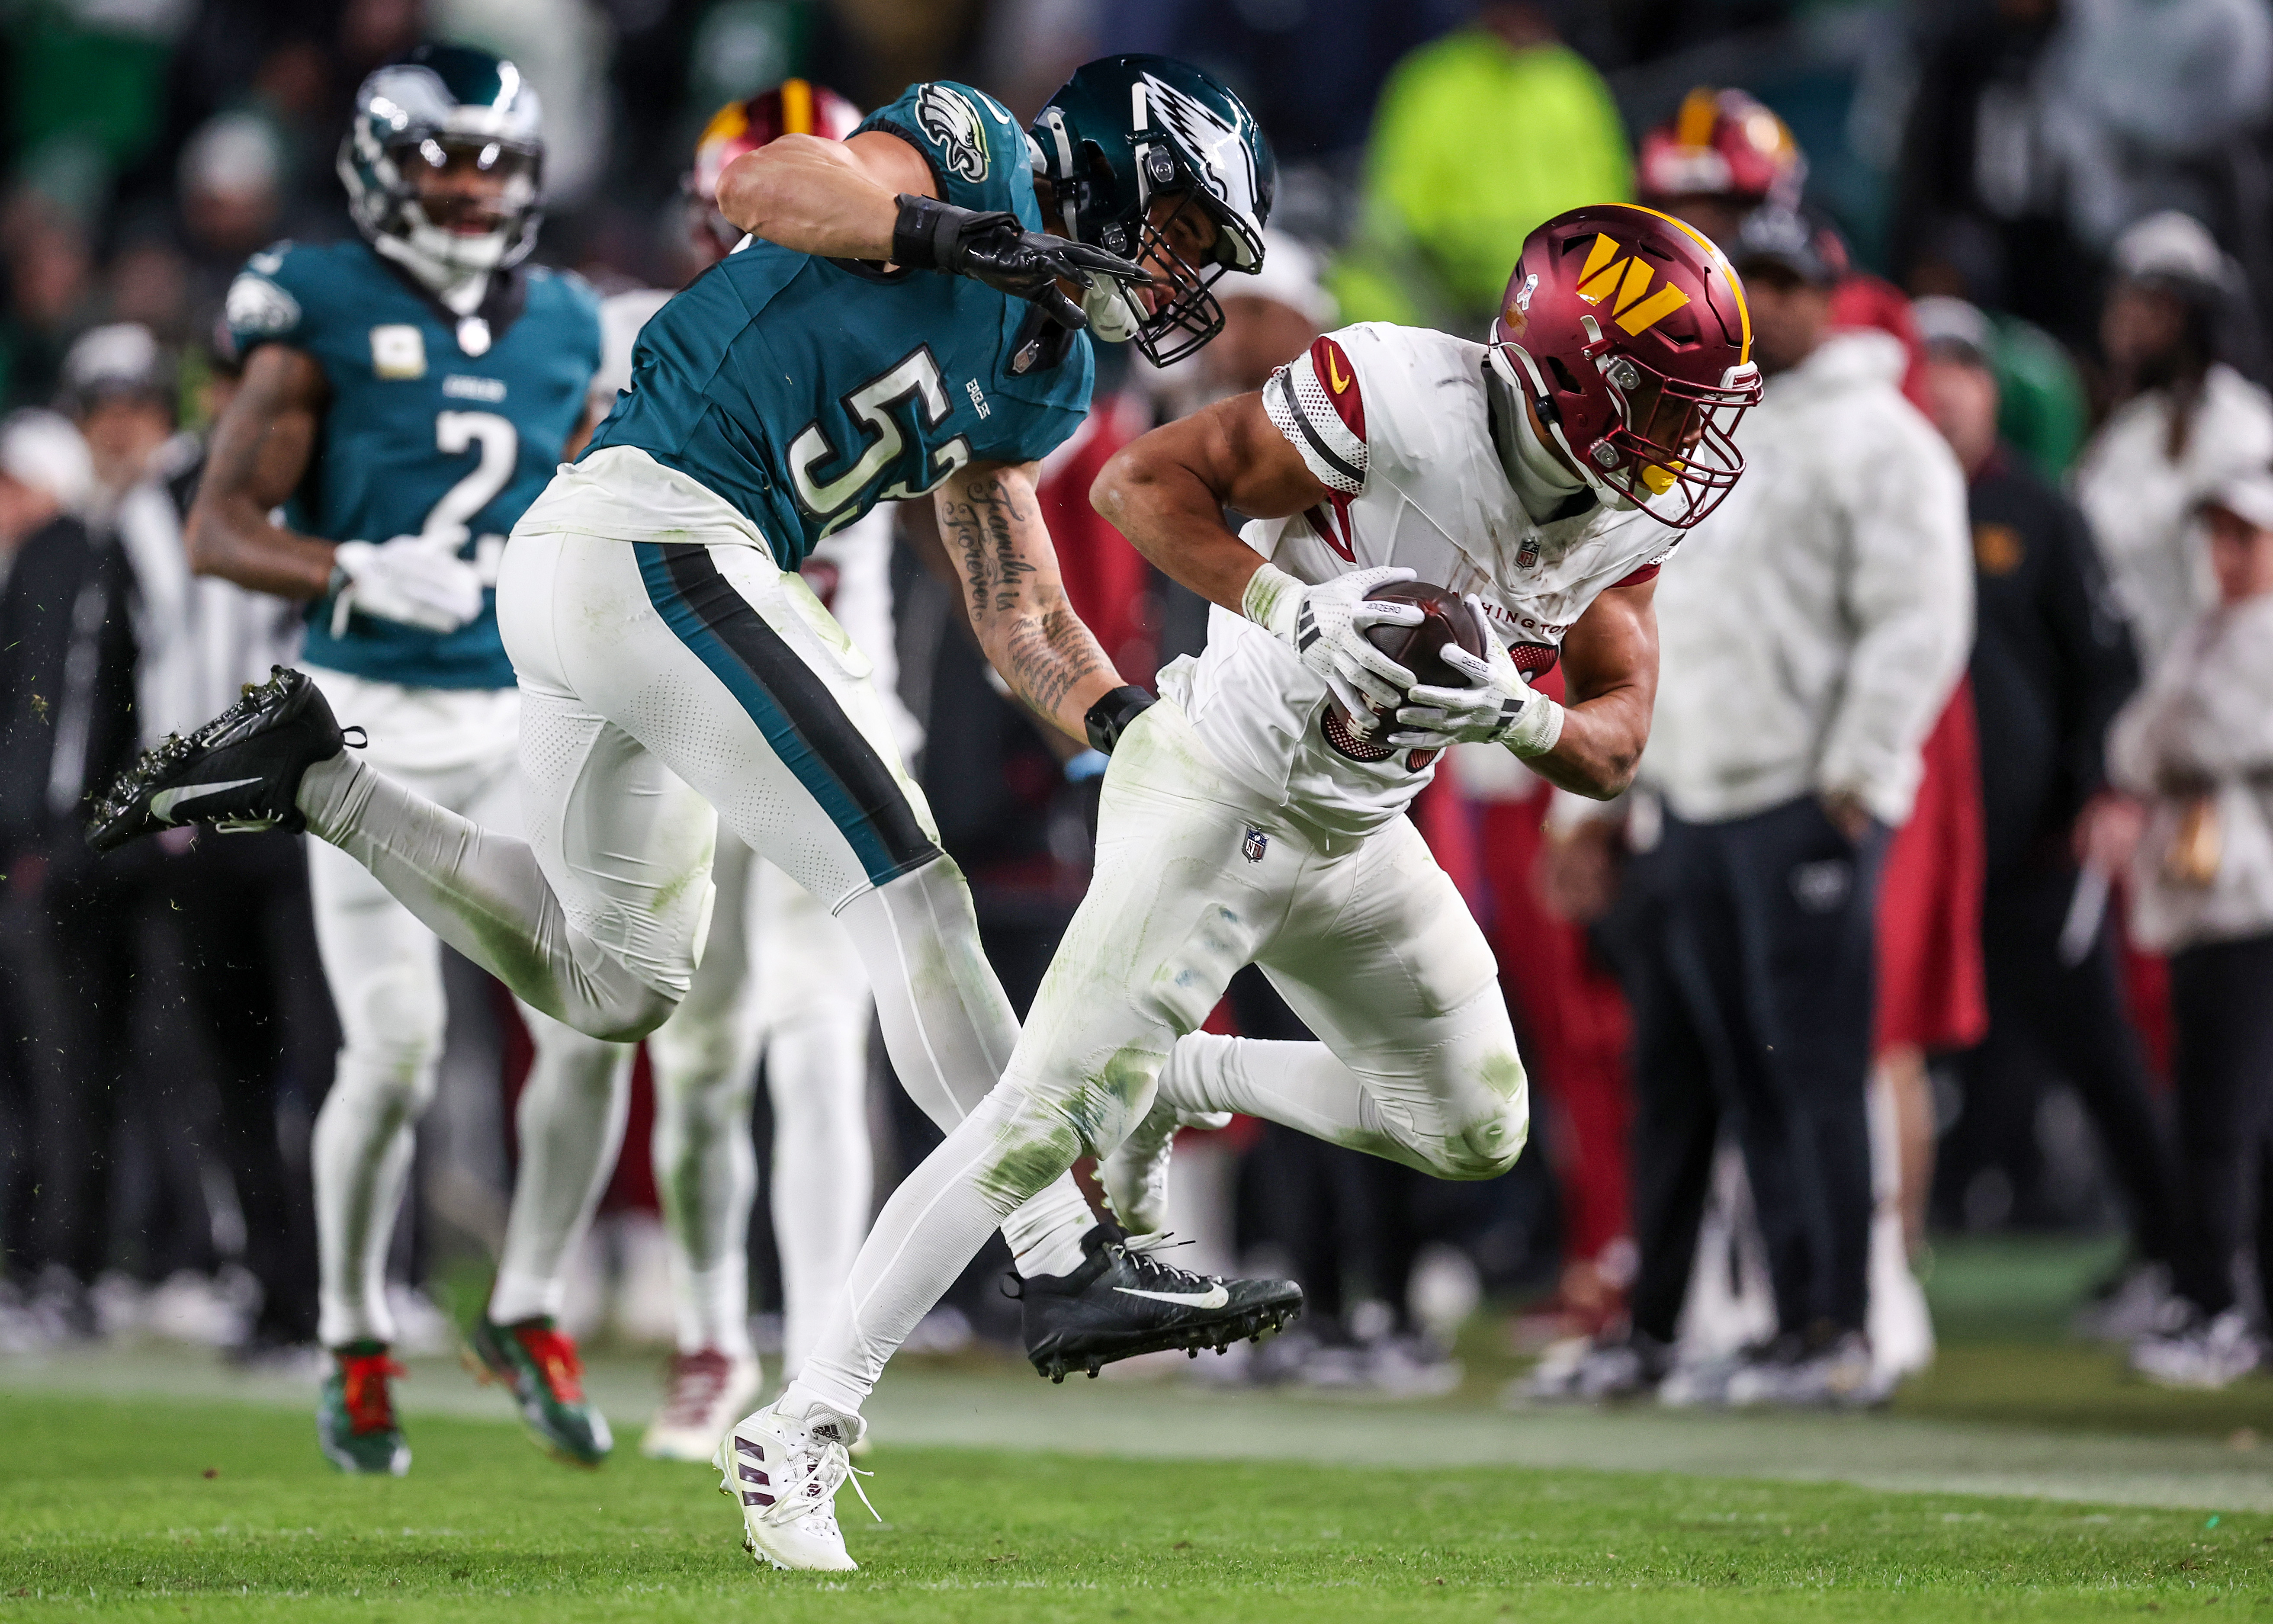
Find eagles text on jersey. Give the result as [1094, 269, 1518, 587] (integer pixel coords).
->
[224, 238, 603, 689]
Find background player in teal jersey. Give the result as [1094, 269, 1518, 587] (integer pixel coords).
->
[95, 55, 1296, 1563]
[180, 44, 632, 1476]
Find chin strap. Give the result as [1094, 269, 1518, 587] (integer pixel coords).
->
[1485, 352, 1586, 518]
[370, 232, 491, 312]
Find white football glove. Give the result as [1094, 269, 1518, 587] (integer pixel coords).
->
[1242, 562, 1426, 729]
[329, 534, 484, 636]
[1390, 596, 1564, 757]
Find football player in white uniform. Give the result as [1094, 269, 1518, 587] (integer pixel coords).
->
[745, 202, 1761, 1564]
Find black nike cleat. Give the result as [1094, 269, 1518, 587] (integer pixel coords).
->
[86, 666, 356, 854]
[1011, 1222, 1303, 1383]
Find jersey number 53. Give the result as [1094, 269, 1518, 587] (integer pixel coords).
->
[789, 346, 972, 537]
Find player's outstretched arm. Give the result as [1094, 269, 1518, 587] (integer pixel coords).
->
[1526, 575, 1660, 800]
[186, 343, 337, 599]
[934, 459, 1126, 744]
[713, 131, 935, 261]
[1092, 392, 1328, 611]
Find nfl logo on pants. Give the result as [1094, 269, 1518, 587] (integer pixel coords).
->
[1242, 827, 1268, 863]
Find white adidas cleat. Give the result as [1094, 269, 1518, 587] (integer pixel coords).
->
[713, 1396, 873, 1572]
[643, 1348, 763, 1462]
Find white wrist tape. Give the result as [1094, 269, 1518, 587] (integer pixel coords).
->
[1506, 695, 1565, 757]
[1240, 562, 1304, 644]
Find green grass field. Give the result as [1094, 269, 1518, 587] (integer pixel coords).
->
[5, 1239, 2273, 1620]
[5, 1393, 2269, 1621]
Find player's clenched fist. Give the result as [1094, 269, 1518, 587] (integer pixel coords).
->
[891, 195, 1149, 332]
[1390, 596, 1563, 756]
[328, 535, 485, 635]
[1242, 562, 1428, 728]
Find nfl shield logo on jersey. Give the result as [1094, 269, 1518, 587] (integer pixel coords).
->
[1242, 827, 1268, 863]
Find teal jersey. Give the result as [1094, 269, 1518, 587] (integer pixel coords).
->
[225, 238, 602, 689]
[584, 80, 1095, 568]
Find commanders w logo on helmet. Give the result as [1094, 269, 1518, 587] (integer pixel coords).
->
[1574, 233, 1694, 337]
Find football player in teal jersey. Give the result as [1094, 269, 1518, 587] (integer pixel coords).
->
[95, 55, 1300, 1557]
[177, 44, 631, 1476]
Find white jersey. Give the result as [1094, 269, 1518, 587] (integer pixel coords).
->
[1157, 322, 1669, 839]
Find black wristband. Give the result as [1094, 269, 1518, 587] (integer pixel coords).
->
[889, 194, 949, 270]
[1084, 685, 1156, 755]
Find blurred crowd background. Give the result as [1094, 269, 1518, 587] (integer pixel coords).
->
[5, 0, 2273, 1404]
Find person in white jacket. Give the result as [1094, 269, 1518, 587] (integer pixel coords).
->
[2074, 212, 2273, 674]
[2097, 472, 2273, 1389]
[1618, 206, 1974, 1406]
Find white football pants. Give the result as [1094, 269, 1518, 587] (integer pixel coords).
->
[789, 696, 1531, 1416]
[295, 513, 1095, 1287]
[305, 671, 632, 1350]
[646, 830, 873, 1372]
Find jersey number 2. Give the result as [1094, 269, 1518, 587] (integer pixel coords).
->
[425, 411, 517, 582]
[427, 411, 517, 540]
[789, 347, 972, 536]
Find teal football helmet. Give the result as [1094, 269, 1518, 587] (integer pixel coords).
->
[338, 43, 544, 279]
[1030, 55, 1275, 366]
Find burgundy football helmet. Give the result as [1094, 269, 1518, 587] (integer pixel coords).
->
[1637, 87, 1806, 212]
[685, 80, 863, 261]
[1489, 202, 1760, 530]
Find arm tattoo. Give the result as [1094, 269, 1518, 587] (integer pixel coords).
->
[939, 472, 1040, 617]
[1001, 599, 1108, 719]
[939, 470, 1110, 725]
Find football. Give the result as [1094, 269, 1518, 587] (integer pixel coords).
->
[1321, 580, 1486, 763]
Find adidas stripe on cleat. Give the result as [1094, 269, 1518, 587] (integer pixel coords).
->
[86, 666, 356, 853]
[1012, 1222, 1303, 1383]
[714, 1398, 873, 1572]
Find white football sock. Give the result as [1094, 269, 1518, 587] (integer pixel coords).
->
[296, 753, 676, 1040]
[648, 835, 766, 1360]
[649, 1043, 761, 1358]
[791, 1081, 1082, 1417]
[1156, 1030, 1438, 1172]
[1000, 1181, 1096, 1277]
[486, 1016, 634, 1326]
[836, 865, 1098, 1278]
[308, 834, 448, 1351]
[312, 1049, 429, 1349]
[767, 1013, 875, 1376]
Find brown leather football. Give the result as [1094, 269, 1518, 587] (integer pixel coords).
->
[1321, 580, 1486, 763]
[1360, 579, 1486, 690]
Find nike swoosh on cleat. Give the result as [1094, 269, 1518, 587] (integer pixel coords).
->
[1114, 1285, 1230, 1309]
[150, 778, 262, 822]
